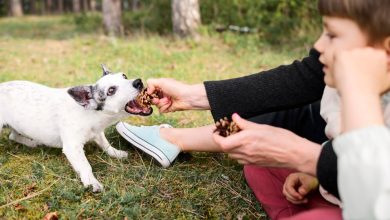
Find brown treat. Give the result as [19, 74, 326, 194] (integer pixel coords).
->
[214, 117, 241, 137]
[136, 88, 160, 108]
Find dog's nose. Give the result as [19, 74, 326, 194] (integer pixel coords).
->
[132, 79, 143, 90]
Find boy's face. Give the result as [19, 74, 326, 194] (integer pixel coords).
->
[314, 16, 369, 87]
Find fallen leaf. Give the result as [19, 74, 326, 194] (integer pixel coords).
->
[14, 203, 25, 211]
[42, 211, 58, 220]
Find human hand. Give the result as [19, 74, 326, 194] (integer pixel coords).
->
[331, 48, 389, 132]
[146, 78, 210, 113]
[282, 172, 319, 204]
[212, 114, 321, 175]
[332, 48, 390, 96]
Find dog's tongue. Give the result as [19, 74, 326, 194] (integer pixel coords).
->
[125, 100, 153, 116]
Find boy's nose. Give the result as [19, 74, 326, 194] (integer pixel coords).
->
[132, 79, 143, 90]
[313, 34, 325, 53]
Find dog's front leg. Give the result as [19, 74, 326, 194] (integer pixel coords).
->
[62, 142, 103, 192]
[94, 132, 128, 159]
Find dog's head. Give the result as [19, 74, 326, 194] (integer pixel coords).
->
[67, 65, 153, 116]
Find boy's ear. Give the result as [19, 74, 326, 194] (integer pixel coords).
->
[385, 37, 390, 65]
[384, 37, 390, 53]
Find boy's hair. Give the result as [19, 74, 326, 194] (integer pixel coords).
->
[318, 0, 390, 43]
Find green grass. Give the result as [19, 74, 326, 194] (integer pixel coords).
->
[0, 15, 310, 219]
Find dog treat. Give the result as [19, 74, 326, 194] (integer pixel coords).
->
[136, 88, 160, 108]
[214, 117, 241, 137]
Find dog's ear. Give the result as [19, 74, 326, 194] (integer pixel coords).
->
[101, 64, 111, 76]
[68, 85, 97, 109]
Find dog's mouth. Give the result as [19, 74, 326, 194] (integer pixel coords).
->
[125, 100, 153, 116]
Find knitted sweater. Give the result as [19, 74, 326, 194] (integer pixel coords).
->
[203, 49, 340, 199]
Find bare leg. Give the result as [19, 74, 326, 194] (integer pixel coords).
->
[93, 132, 128, 159]
[161, 124, 222, 152]
[9, 129, 39, 148]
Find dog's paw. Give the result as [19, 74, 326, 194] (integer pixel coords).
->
[87, 180, 104, 193]
[110, 150, 128, 159]
[82, 176, 104, 192]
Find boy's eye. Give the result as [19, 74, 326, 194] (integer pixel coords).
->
[122, 74, 127, 79]
[325, 32, 336, 39]
[107, 86, 117, 96]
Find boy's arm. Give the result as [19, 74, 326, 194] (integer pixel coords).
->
[332, 48, 390, 219]
[334, 126, 390, 219]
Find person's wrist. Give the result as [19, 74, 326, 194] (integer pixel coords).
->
[186, 84, 210, 110]
[291, 139, 321, 176]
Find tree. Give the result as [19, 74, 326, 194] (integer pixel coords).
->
[73, 0, 80, 13]
[30, 0, 36, 14]
[58, 0, 64, 14]
[131, 0, 140, 11]
[81, 0, 88, 11]
[90, 0, 97, 11]
[171, 0, 201, 39]
[10, 0, 23, 16]
[102, 0, 123, 36]
[46, 0, 53, 14]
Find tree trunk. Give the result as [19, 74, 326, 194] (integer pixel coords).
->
[30, 0, 36, 14]
[40, 0, 46, 14]
[73, 0, 80, 13]
[58, 0, 64, 13]
[102, 0, 123, 36]
[131, 0, 139, 11]
[81, 0, 88, 11]
[10, 0, 23, 16]
[90, 0, 97, 11]
[171, 0, 201, 39]
[46, 0, 53, 14]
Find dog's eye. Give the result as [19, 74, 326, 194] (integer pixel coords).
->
[122, 74, 127, 79]
[107, 86, 117, 96]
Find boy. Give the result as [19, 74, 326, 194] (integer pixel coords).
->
[283, 0, 390, 219]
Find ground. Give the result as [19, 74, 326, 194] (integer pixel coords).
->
[0, 15, 310, 219]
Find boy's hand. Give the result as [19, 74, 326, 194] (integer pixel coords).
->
[333, 48, 390, 96]
[332, 48, 389, 132]
[282, 172, 319, 204]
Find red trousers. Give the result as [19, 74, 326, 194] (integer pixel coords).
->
[244, 165, 342, 220]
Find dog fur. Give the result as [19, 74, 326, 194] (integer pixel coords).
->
[0, 65, 151, 192]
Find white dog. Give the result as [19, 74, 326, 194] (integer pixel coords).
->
[0, 65, 153, 192]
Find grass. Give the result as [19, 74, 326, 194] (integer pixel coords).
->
[0, 15, 311, 219]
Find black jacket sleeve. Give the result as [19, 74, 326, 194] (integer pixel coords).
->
[317, 140, 340, 199]
[203, 49, 340, 199]
[204, 49, 325, 121]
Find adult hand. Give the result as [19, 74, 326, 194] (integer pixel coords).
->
[282, 172, 319, 205]
[146, 78, 210, 113]
[213, 113, 322, 175]
[332, 48, 390, 96]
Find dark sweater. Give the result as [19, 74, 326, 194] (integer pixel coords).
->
[203, 49, 340, 199]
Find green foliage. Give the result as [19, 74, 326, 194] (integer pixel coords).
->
[122, 0, 172, 35]
[200, 0, 320, 44]
[121, 0, 320, 44]
[0, 0, 7, 17]
[73, 13, 103, 33]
